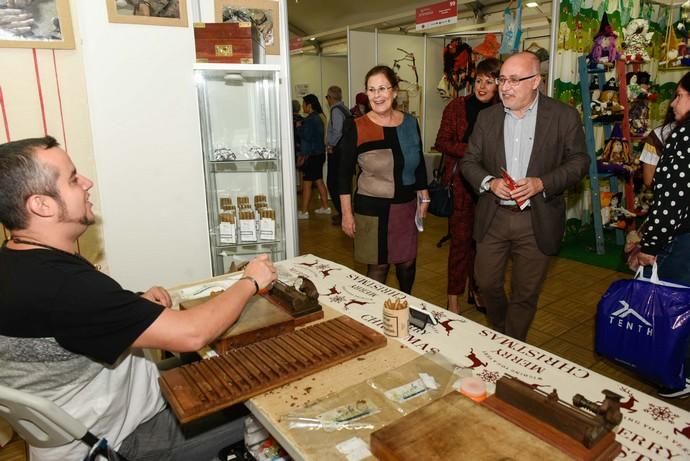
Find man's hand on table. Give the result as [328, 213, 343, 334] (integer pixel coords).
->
[141, 286, 172, 307]
[244, 254, 277, 293]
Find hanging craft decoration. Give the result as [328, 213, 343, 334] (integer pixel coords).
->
[499, 0, 523, 55]
[590, 77, 624, 123]
[622, 18, 653, 63]
[598, 122, 636, 178]
[438, 38, 474, 100]
[392, 48, 421, 117]
[661, 1, 690, 68]
[587, 13, 621, 69]
[473, 33, 501, 60]
[661, 21, 683, 67]
[572, 0, 583, 17]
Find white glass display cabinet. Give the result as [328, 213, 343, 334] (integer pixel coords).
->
[195, 63, 287, 275]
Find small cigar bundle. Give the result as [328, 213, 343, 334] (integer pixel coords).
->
[219, 197, 233, 211]
[254, 194, 267, 206]
[219, 212, 235, 224]
[239, 209, 254, 221]
[384, 298, 408, 311]
[259, 208, 275, 220]
[237, 196, 251, 209]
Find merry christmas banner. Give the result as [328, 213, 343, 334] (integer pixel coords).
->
[276, 254, 690, 460]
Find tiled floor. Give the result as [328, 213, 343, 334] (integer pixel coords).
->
[297, 199, 690, 413]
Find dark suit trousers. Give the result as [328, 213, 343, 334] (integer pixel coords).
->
[474, 207, 551, 341]
[327, 151, 342, 215]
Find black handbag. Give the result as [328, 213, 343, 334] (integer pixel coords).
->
[428, 156, 456, 218]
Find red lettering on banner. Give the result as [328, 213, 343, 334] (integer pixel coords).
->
[617, 427, 685, 459]
[407, 335, 440, 353]
[485, 331, 590, 378]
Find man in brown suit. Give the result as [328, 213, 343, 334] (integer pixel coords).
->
[460, 52, 589, 341]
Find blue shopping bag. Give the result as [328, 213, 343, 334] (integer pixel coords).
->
[595, 264, 690, 389]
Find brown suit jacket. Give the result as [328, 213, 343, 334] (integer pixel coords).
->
[460, 93, 589, 255]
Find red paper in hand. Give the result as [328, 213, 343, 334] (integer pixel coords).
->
[501, 168, 527, 209]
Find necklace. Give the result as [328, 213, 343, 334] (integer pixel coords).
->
[9, 237, 93, 267]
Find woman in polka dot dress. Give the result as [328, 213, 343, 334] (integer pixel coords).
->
[634, 72, 690, 286]
[633, 72, 690, 399]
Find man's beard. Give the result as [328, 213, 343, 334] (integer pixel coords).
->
[57, 198, 95, 226]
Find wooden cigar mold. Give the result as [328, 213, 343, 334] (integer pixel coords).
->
[483, 375, 622, 460]
[159, 316, 386, 424]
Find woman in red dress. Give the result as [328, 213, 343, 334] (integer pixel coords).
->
[434, 58, 501, 313]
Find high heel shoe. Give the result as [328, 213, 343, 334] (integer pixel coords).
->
[468, 288, 486, 314]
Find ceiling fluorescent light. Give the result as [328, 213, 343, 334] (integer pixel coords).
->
[526, 2, 539, 6]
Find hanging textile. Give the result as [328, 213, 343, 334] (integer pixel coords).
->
[499, 0, 523, 55]
[438, 38, 474, 100]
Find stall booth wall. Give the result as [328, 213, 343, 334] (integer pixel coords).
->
[424, 37, 446, 160]
[348, 30, 377, 106]
[290, 55, 348, 114]
[1, 0, 294, 291]
[74, 0, 212, 290]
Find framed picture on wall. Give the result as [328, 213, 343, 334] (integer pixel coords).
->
[106, 0, 188, 27]
[215, 0, 280, 55]
[0, 0, 75, 49]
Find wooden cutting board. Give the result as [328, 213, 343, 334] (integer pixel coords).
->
[370, 392, 572, 461]
[180, 294, 294, 353]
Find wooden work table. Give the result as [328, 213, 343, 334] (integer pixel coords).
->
[168, 255, 690, 461]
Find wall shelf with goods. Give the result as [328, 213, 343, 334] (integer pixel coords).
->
[195, 63, 288, 275]
[578, 56, 643, 255]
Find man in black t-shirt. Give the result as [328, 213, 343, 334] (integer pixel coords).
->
[0, 136, 277, 460]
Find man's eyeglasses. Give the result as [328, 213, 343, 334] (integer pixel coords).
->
[497, 74, 538, 87]
[366, 86, 392, 95]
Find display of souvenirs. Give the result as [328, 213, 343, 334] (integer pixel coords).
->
[597, 123, 639, 178]
[590, 78, 624, 122]
[622, 18, 654, 63]
[498, 0, 523, 55]
[220, 197, 233, 211]
[259, 208, 276, 241]
[219, 212, 237, 245]
[599, 123, 633, 165]
[438, 38, 474, 100]
[600, 192, 636, 229]
[212, 144, 277, 161]
[237, 196, 251, 209]
[625, 71, 654, 101]
[633, 187, 654, 216]
[219, 194, 276, 243]
[239, 209, 257, 242]
[473, 33, 501, 60]
[254, 194, 267, 206]
[587, 13, 621, 69]
[629, 99, 651, 137]
[661, 22, 685, 67]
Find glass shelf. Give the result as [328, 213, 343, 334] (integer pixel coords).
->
[209, 159, 280, 173]
[195, 65, 286, 275]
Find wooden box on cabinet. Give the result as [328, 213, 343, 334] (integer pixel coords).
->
[193, 22, 260, 64]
